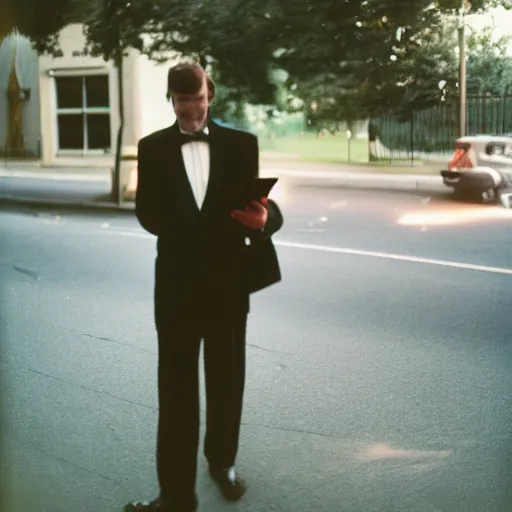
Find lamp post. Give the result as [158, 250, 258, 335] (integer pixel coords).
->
[458, 0, 468, 138]
[346, 128, 352, 162]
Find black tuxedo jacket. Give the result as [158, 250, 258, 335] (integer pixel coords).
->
[135, 119, 283, 312]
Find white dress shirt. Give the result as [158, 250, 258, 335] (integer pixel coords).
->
[180, 126, 210, 209]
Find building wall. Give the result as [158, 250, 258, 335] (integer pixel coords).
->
[138, 54, 178, 139]
[38, 24, 142, 166]
[0, 32, 41, 157]
[37, 24, 184, 165]
[122, 48, 142, 155]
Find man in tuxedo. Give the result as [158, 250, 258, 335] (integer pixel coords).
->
[125, 62, 283, 512]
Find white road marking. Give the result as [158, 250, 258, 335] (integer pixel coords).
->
[398, 205, 512, 226]
[104, 229, 153, 239]
[307, 216, 329, 227]
[329, 201, 347, 209]
[276, 241, 512, 276]
[102, 229, 512, 276]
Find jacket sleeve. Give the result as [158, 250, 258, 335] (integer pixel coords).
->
[262, 198, 283, 238]
[135, 138, 160, 236]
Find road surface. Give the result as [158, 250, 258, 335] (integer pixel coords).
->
[1, 184, 511, 512]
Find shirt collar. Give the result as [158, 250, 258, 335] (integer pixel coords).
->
[179, 125, 209, 136]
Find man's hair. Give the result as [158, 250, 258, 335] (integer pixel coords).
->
[166, 62, 215, 100]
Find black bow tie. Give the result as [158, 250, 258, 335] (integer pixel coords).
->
[179, 131, 210, 145]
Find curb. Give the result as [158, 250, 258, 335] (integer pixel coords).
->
[262, 168, 447, 194]
[0, 196, 135, 214]
[0, 171, 111, 182]
[0, 169, 450, 214]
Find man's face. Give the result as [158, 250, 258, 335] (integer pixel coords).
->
[170, 76, 211, 133]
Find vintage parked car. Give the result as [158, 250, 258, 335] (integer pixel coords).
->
[441, 135, 512, 207]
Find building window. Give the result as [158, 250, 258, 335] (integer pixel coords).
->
[55, 75, 111, 153]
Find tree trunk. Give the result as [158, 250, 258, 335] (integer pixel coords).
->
[112, 49, 124, 204]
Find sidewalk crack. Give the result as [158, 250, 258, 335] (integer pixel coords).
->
[11, 362, 157, 412]
[13, 264, 40, 280]
[242, 421, 346, 441]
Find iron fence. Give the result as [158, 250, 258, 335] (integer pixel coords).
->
[370, 94, 512, 162]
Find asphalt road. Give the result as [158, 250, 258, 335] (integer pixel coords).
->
[1, 184, 511, 512]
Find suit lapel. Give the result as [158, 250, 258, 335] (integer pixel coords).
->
[200, 120, 228, 215]
[166, 123, 201, 217]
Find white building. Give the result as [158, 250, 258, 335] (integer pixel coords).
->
[0, 24, 179, 167]
[39, 24, 180, 166]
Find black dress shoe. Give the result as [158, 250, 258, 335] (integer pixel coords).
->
[208, 465, 247, 501]
[123, 497, 197, 512]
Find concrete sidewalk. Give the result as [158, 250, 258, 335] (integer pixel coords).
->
[0, 167, 111, 182]
[0, 159, 447, 213]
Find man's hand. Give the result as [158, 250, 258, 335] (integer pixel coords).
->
[231, 197, 268, 230]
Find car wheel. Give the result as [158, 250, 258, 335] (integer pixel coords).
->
[482, 187, 497, 201]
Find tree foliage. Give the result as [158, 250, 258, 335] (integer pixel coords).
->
[2, 0, 511, 122]
[466, 27, 512, 94]
[0, 0, 77, 52]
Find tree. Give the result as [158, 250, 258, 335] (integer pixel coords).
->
[0, 0, 84, 53]
[138, 0, 505, 126]
[3, 0, 511, 147]
[1, 0, 163, 203]
[80, 0, 162, 203]
[466, 27, 512, 95]
[142, 0, 280, 106]
[271, 0, 512, 125]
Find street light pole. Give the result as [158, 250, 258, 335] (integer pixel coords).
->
[458, 0, 468, 138]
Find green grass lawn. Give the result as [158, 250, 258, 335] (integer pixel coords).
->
[258, 132, 370, 163]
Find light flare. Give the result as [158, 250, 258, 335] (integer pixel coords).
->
[397, 205, 512, 226]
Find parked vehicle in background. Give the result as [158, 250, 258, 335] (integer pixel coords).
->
[441, 135, 512, 207]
